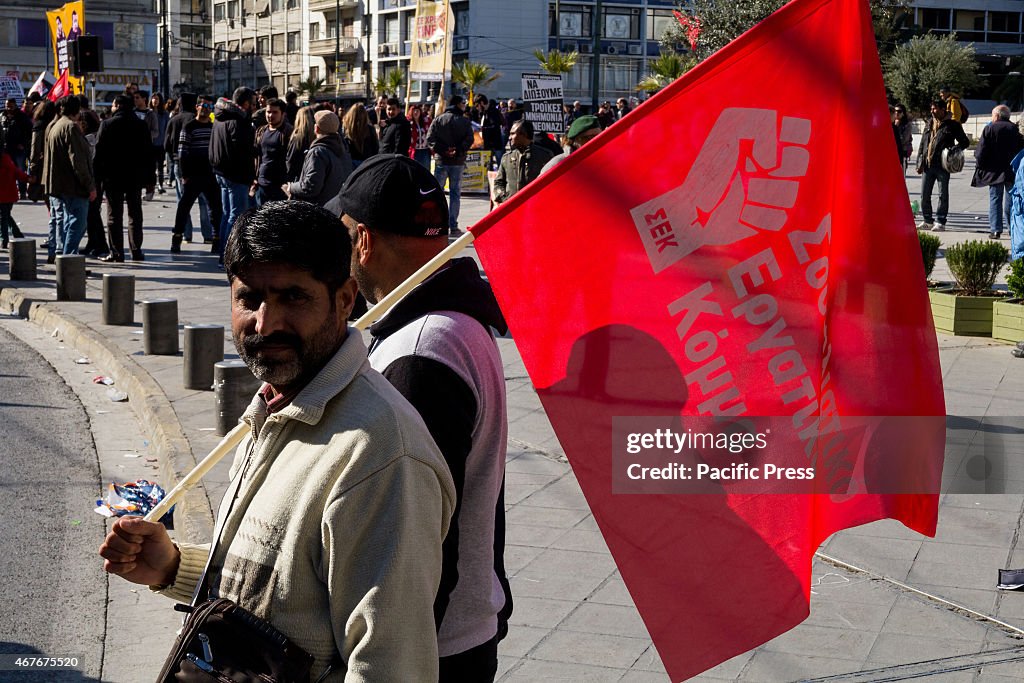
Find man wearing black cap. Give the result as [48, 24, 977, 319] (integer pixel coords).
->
[336, 154, 512, 682]
[541, 114, 602, 174]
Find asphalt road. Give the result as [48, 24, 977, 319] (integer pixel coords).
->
[0, 324, 105, 682]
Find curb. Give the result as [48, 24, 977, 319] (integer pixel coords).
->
[0, 284, 214, 543]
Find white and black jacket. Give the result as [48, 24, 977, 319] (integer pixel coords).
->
[367, 257, 513, 658]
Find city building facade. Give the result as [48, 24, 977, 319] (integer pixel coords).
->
[158, 0, 214, 95]
[0, 0, 160, 102]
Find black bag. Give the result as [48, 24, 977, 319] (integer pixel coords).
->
[156, 597, 324, 683]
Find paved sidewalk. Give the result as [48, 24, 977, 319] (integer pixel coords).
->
[2, 171, 1024, 681]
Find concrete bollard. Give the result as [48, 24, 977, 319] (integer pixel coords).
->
[213, 360, 261, 436]
[55, 254, 87, 301]
[142, 298, 178, 355]
[102, 274, 135, 325]
[9, 238, 36, 281]
[183, 324, 225, 391]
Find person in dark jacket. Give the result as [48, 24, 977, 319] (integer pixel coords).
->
[165, 93, 211, 244]
[493, 120, 553, 204]
[93, 95, 153, 261]
[284, 110, 352, 206]
[916, 99, 970, 232]
[210, 87, 256, 262]
[339, 155, 512, 682]
[971, 104, 1024, 239]
[1, 98, 32, 198]
[173, 95, 223, 253]
[474, 95, 503, 161]
[426, 96, 474, 235]
[253, 97, 293, 205]
[379, 98, 412, 156]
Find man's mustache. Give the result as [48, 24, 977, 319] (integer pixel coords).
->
[242, 333, 302, 351]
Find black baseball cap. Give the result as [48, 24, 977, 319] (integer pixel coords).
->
[336, 154, 449, 236]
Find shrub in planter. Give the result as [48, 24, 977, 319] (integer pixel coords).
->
[930, 240, 1009, 336]
[994, 258, 1024, 342]
[918, 231, 941, 280]
[944, 240, 1009, 295]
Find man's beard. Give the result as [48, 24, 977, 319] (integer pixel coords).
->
[234, 311, 343, 390]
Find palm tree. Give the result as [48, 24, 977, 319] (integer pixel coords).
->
[374, 68, 406, 97]
[451, 61, 499, 106]
[636, 52, 696, 93]
[297, 76, 326, 98]
[533, 48, 579, 76]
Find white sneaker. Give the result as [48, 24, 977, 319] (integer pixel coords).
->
[931, 223, 945, 232]
[916, 221, 933, 230]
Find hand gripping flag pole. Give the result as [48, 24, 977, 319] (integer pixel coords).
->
[144, 230, 479, 524]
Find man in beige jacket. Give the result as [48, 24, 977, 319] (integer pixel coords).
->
[99, 201, 455, 681]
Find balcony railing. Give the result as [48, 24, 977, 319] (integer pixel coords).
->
[308, 0, 359, 14]
[308, 36, 360, 55]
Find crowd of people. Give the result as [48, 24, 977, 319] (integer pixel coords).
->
[0, 79, 625, 682]
[0, 82, 619, 259]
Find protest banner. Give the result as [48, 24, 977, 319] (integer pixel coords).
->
[521, 72, 564, 135]
[46, 0, 86, 95]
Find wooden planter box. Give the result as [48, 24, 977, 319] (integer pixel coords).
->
[993, 299, 1024, 343]
[928, 288, 999, 337]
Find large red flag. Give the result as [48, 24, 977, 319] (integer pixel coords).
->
[470, 0, 945, 679]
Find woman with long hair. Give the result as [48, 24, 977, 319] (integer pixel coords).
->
[286, 105, 317, 182]
[343, 103, 378, 169]
[893, 104, 913, 174]
[408, 104, 431, 169]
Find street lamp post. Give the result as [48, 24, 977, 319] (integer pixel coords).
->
[334, 0, 340, 103]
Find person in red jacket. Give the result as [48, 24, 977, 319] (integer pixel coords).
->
[0, 149, 31, 248]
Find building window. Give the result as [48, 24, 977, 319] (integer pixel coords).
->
[953, 10, 984, 41]
[343, 17, 355, 37]
[989, 11, 1021, 43]
[17, 18, 48, 47]
[327, 19, 337, 38]
[287, 0, 298, 8]
[214, 3, 225, 21]
[257, 35, 270, 54]
[214, 42, 226, 59]
[455, 8, 468, 35]
[309, 22, 320, 41]
[604, 8, 640, 40]
[287, 31, 300, 51]
[384, 15, 399, 43]
[227, 0, 238, 19]
[550, 4, 592, 38]
[242, 37, 254, 54]
[918, 8, 950, 33]
[228, 39, 240, 53]
[646, 9, 674, 42]
[272, 33, 285, 53]
[271, 0, 284, 12]
[310, 65, 319, 81]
